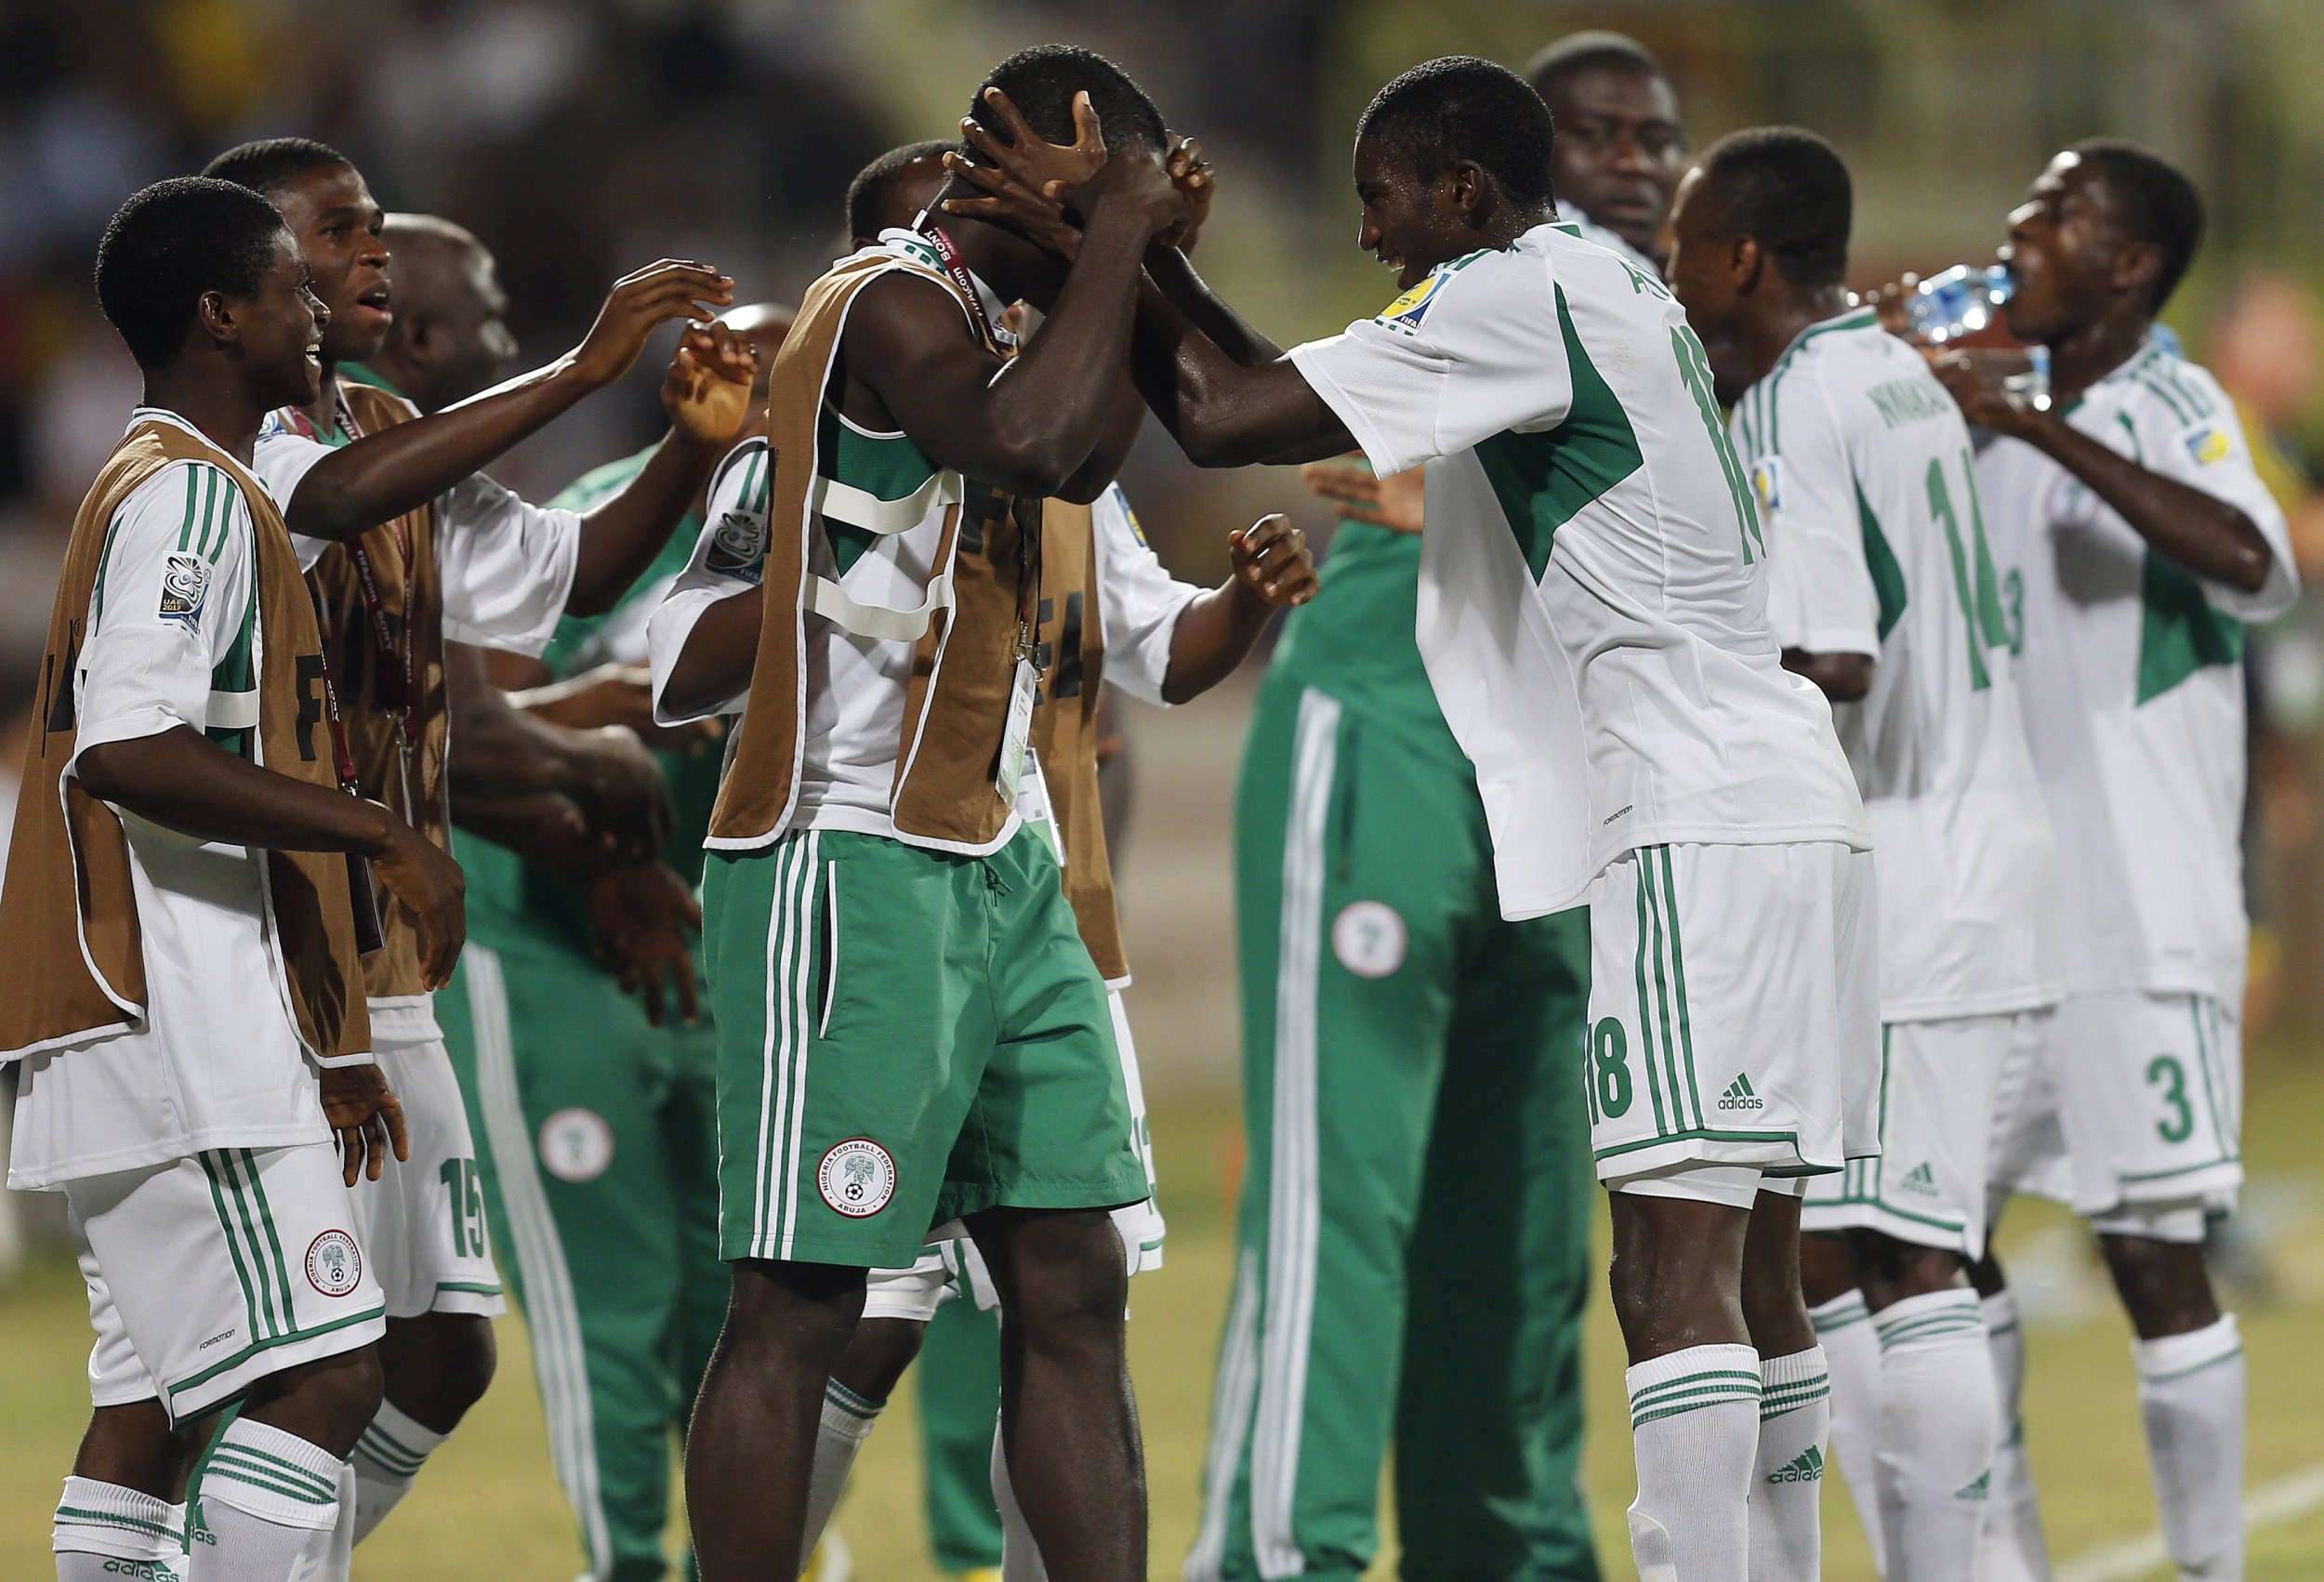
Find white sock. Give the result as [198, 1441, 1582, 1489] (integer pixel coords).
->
[1750, 1346, 1830, 1582]
[1625, 1342, 1762, 1582]
[1872, 1288, 1996, 1582]
[799, 1378, 883, 1572]
[1812, 1290, 1888, 1577]
[348, 1400, 445, 1546]
[53, 1475, 184, 1576]
[1978, 1288, 2053, 1581]
[192, 1417, 345, 1579]
[2133, 1313, 2245, 1580]
[991, 1417, 1048, 1582]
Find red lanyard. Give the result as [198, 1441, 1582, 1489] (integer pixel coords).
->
[918, 227, 1043, 663]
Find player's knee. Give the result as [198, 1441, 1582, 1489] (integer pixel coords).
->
[837, 1316, 927, 1403]
[431, 1316, 498, 1417]
[1847, 1229, 1967, 1303]
[990, 1212, 1128, 1346]
[721, 1259, 867, 1364]
[247, 1345, 389, 1450]
[2096, 1230, 2219, 1338]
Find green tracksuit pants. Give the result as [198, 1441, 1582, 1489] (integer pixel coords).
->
[1188, 674, 1601, 1582]
[440, 934, 727, 1582]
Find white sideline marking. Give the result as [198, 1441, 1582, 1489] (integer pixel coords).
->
[2057, 1461, 2324, 1581]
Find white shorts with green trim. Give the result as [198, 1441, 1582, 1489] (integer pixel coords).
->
[353, 1033, 506, 1319]
[65, 1141, 386, 1424]
[1803, 1013, 2017, 1258]
[1989, 991, 2241, 1219]
[1585, 841, 1880, 1189]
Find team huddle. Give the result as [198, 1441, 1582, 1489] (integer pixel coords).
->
[0, 26, 2285, 1582]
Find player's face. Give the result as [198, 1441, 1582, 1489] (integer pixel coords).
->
[230, 233, 333, 410]
[1663, 168, 1756, 406]
[1352, 137, 1470, 290]
[431, 243, 520, 406]
[1541, 65, 1686, 257]
[2000, 152, 2122, 344]
[271, 161, 391, 364]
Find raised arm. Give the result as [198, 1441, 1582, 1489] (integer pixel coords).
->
[281, 260, 733, 542]
[1928, 349, 2275, 594]
[1158, 513, 1317, 702]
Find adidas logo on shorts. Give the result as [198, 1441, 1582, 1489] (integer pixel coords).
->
[1717, 1074, 1765, 1112]
[1900, 1162, 1940, 1196]
[1768, 1446, 1825, 1483]
[1956, 1468, 1992, 1501]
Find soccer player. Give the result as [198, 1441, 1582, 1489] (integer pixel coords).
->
[651, 144, 1316, 1582]
[1525, 30, 1689, 271]
[666, 47, 1192, 1581]
[953, 56, 1877, 1581]
[1668, 126, 2067, 1581]
[204, 135, 749, 1549]
[1235, 31, 1694, 1582]
[1, 176, 458, 1582]
[1931, 142, 2296, 1582]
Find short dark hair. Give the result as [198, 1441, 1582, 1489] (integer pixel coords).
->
[1695, 125, 1853, 291]
[1357, 56, 1558, 213]
[847, 139, 953, 242]
[971, 44, 1165, 160]
[95, 177, 292, 368]
[1524, 30, 1666, 99]
[202, 136, 351, 201]
[2069, 138, 2204, 313]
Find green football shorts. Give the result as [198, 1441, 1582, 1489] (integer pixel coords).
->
[702, 824, 1146, 1269]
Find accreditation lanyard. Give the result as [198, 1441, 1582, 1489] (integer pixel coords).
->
[286, 389, 420, 819]
[919, 224, 1043, 667]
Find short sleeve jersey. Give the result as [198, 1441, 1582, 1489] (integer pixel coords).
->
[1287, 222, 1868, 916]
[646, 432, 1197, 837]
[1730, 312, 2064, 1020]
[1976, 337, 2297, 1001]
[251, 382, 581, 657]
[11, 410, 328, 1188]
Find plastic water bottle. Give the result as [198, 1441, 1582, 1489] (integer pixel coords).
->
[1908, 264, 2013, 343]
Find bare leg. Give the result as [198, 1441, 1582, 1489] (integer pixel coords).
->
[970, 1206, 1143, 1582]
[686, 1259, 866, 1581]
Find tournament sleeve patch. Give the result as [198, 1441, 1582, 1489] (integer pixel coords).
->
[2181, 418, 2236, 468]
[157, 551, 212, 628]
[1750, 455, 1785, 517]
[1115, 485, 1150, 547]
[703, 508, 768, 585]
[1372, 271, 1448, 336]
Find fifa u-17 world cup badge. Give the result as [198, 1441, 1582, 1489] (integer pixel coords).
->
[158, 553, 211, 628]
[2181, 420, 2234, 468]
[1374, 272, 1448, 337]
[1750, 456, 1784, 518]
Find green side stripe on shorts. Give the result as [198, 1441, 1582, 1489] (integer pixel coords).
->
[1640, 853, 1686, 1132]
[167, 1304, 386, 1404]
[2190, 1000, 2233, 1160]
[200, 1152, 272, 1343]
[1655, 846, 1703, 1126]
[1632, 874, 1670, 1135]
[54, 1504, 177, 1537]
[218, 1152, 284, 1338]
[238, 1148, 299, 1327]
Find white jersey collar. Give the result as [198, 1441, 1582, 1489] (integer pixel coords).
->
[125, 404, 235, 461]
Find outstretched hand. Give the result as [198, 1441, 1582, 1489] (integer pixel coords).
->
[664, 322, 759, 443]
[572, 259, 735, 389]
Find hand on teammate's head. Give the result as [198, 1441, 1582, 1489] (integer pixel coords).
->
[1230, 512, 1319, 608]
[1158, 130, 1214, 253]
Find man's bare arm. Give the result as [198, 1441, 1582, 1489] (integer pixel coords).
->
[283, 261, 733, 542]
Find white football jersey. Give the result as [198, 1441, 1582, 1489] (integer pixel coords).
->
[1731, 310, 2064, 1020]
[1976, 336, 2295, 1001]
[11, 410, 333, 1188]
[1288, 221, 1868, 917]
[646, 423, 1198, 840]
